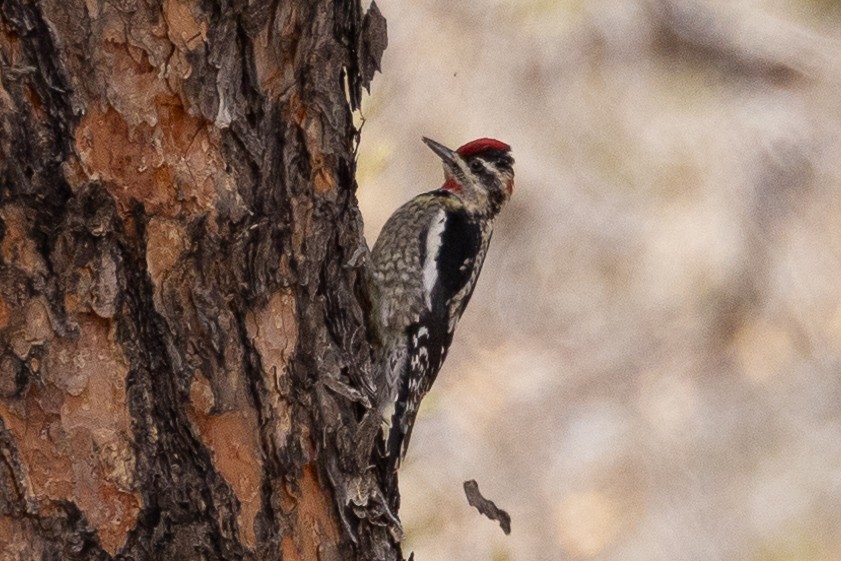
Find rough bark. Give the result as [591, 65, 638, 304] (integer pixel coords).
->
[0, 0, 393, 559]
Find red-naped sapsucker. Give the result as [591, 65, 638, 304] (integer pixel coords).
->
[370, 137, 515, 472]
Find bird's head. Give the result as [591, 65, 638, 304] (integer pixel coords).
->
[423, 136, 514, 217]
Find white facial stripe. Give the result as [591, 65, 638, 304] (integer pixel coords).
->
[423, 210, 447, 307]
[469, 157, 497, 178]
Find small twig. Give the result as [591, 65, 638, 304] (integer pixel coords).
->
[463, 479, 511, 535]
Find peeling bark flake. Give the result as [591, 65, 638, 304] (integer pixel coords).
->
[0, 315, 140, 555]
[187, 374, 263, 549]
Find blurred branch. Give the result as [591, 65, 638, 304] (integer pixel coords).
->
[648, 0, 841, 84]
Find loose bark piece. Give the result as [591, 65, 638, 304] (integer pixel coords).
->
[359, 1, 388, 92]
[463, 479, 512, 535]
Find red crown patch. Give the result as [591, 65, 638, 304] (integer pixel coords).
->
[456, 138, 511, 157]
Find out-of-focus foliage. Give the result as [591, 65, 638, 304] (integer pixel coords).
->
[357, 1, 841, 559]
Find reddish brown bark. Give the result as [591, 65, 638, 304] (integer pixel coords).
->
[0, 0, 392, 559]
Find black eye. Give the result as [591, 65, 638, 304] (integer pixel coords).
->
[497, 158, 510, 168]
[470, 160, 484, 172]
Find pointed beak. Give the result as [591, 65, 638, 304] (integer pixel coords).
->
[422, 137, 458, 168]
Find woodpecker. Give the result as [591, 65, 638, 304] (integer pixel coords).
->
[370, 136, 514, 472]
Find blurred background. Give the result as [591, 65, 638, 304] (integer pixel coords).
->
[355, 1, 841, 559]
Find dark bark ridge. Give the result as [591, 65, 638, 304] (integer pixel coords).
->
[0, 0, 391, 560]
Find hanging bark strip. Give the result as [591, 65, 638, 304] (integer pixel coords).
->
[0, 0, 391, 559]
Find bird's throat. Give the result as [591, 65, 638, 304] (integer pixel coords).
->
[442, 177, 463, 193]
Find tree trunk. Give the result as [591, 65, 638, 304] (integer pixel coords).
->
[0, 0, 393, 559]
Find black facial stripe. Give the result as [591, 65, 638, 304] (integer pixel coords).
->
[495, 154, 514, 170]
[471, 148, 509, 160]
[477, 164, 499, 184]
[469, 152, 514, 173]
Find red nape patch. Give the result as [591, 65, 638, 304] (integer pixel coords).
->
[456, 138, 511, 157]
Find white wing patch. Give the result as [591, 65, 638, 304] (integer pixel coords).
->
[422, 210, 447, 308]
